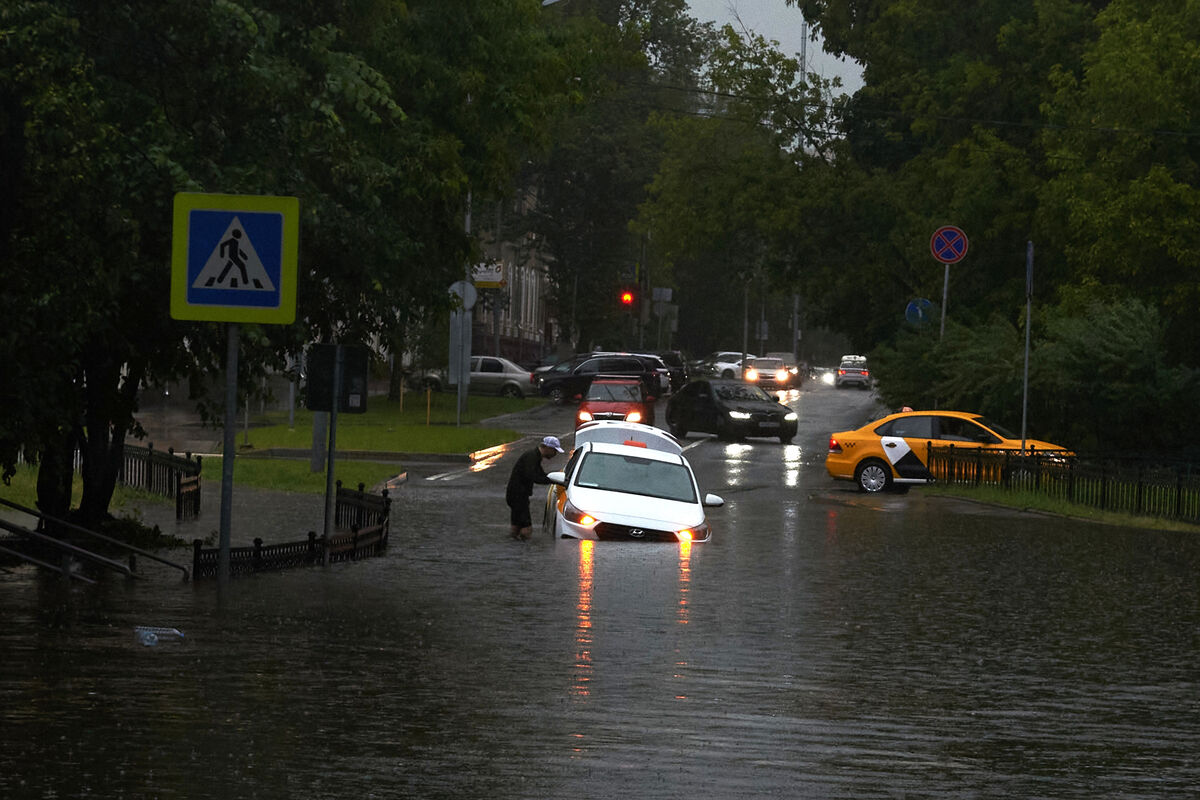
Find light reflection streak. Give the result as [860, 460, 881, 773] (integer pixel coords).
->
[677, 539, 692, 625]
[467, 442, 514, 472]
[570, 540, 594, 698]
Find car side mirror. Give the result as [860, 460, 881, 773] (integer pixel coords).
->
[703, 493, 724, 507]
[546, 471, 566, 486]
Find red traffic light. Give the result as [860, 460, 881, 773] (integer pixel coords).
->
[620, 290, 635, 306]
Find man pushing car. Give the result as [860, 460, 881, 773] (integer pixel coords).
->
[505, 436, 564, 541]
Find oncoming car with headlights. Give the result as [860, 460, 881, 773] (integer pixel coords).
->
[542, 422, 724, 542]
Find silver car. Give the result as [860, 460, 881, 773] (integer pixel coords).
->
[470, 356, 534, 398]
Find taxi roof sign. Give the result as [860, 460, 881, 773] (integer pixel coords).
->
[171, 192, 299, 323]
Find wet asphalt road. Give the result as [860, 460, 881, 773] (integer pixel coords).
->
[3, 383, 1200, 798]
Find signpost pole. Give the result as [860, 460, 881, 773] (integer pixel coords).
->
[218, 322, 239, 584]
[1021, 241, 1033, 452]
[940, 262, 950, 339]
[322, 344, 343, 565]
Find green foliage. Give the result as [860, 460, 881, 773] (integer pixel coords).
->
[0, 0, 582, 519]
[872, 296, 1200, 453]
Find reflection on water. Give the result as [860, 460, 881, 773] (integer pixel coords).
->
[571, 539, 594, 698]
[468, 442, 513, 472]
[677, 539, 691, 625]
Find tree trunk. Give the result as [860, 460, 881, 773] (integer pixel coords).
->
[35, 427, 76, 532]
[387, 330, 407, 401]
[76, 351, 144, 528]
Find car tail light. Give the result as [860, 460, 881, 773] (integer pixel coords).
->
[828, 436, 842, 453]
[838, 369, 846, 375]
[862, 369, 870, 377]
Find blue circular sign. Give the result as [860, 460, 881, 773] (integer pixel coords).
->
[905, 298, 933, 325]
[930, 225, 968, 264]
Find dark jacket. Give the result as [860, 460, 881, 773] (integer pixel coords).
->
[506, 447, 551, 498]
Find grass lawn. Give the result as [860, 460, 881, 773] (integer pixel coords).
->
[202, 456, 404, 494]
[927, 484, 1200, 533]
[234, 391, 540, 454]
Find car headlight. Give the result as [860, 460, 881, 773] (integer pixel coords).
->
[563, 499, 596, 526]
[625, 411, 643, 423]
[676, 521, 709, 542]
[784, 411, 798, 421]
[728, 410, 751, 420]
[745, 368, 759, 381]
[577, 410, 593, 422]
[775, 370, 788, 382]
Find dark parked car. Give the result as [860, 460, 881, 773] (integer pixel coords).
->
[536, 354, 658, 404]
[665, 379, 798, 443]
[653, 350, 689, 391]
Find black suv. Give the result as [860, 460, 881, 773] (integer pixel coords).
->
[536, 354, 659, 404]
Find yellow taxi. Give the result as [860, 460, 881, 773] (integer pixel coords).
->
[825, 410, 1068, 492]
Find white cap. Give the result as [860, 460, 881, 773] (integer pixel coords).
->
[541, 436, 564, 453]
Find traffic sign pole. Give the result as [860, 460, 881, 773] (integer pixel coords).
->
[930, 226, 968, 339]
[218, 322, 239, 584]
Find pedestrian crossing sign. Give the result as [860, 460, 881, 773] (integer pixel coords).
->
[170, 192, 299, 323]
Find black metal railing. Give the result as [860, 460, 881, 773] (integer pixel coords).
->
[926, 445, 1200, 524]
[113, 443, 202, 500]
[191, 486, 391, 579]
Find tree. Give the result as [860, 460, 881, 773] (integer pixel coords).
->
[0, 0, 581, 526]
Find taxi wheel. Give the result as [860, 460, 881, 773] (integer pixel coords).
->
[855, 459, 892, 493]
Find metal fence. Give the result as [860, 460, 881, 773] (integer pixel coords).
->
[927, 445, 1200, 523]
[191, 485, 391, 579]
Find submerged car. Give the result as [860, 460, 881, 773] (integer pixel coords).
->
[825, 409, 1069, 492]
[575, 376, 656, 429]
[665, 379, 798, 443]
[543, 422, 723, 542]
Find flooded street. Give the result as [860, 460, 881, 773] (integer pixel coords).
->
[3, 387, 1200, 798]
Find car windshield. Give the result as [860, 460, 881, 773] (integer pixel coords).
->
[975, 416, 1017, 439]
[714, 384, 772, 402]
[751, 358, 783, 369]
[586, 383, 642, 402]
[574, 452, 696, 503]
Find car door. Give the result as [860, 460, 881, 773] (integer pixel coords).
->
[476, 357, 504, 394]
[569, 358, 603, 399]
[690, 382, 722, 433]
[876, 414, 936, 479]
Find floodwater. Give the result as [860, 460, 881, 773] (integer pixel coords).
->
[3, 388, 1199, 799]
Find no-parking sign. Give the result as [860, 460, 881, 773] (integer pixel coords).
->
[930, 225, 968, 264]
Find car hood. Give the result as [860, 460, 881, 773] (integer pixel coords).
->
[720, 399, 789, 413]
[569, 486, 705, 529]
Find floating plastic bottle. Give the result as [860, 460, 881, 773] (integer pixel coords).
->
[134, 626, 184, 646]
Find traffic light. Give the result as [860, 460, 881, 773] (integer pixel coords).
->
[620, 289, 635, 306]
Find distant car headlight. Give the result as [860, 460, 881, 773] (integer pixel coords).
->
[625, 411, 643, 423]
[745, 368, 759, 381]
[728, 410, 751, 420]
[563, 499, 596, 526]
[784, 412, 798, 421]
[821, 372, 834, 385]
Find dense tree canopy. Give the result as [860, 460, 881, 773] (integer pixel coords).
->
[0, 0, 589, 522]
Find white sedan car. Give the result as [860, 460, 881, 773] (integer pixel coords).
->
[542, 422, 724, 543]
